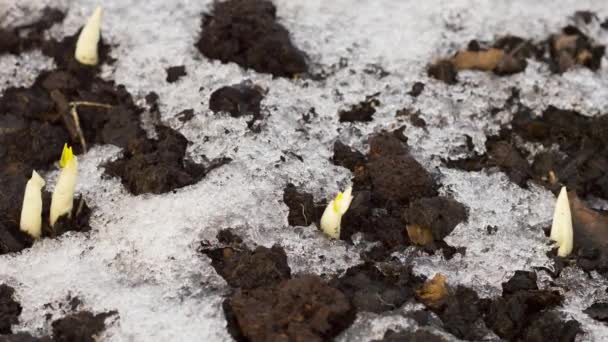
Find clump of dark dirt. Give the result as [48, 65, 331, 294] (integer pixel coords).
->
[282, 183, 321, 227]
[103, 126, 231, 195]
[223, 275, 355, 342]
[415, 271, 581, 341]
[209, 81, 266, 129]
[199, 231, 356, 342]
[330, 262, 423, 313]
[51, 310, 117, 342]
[200, 237, 291, 289]
[165, 65, 186, 83]
[338, 95, 380, 123]
[584, 302, 608, 323]
[396, 108, 427, 129]
[403, 197, 468, 245]
[0, 7, 65, 55]
[0, 332, 51, 341]
[176, 109, 195, 123]
[408, 82, 425, 97]
[0, 284, 22, 334]
[372, 329, 448, 342]
[195, 0, 308, 78]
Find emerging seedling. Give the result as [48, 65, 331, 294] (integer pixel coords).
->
[20, 171, 46, 239]
[50, 144, 78, 226]
[320, 186, 353, 239]
[550, 186, 573, 257]
[74, 6, 102, 65]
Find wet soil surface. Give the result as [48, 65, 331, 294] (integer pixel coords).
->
[195, 0, 308, 78]
[208, 81, 266, 130]
[428, 17, 605, 84]
[200, 230, 355, 342]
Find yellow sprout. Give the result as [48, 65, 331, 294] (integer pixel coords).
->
[59, 144, 74, 168]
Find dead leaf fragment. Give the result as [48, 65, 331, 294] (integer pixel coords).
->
[451, 48, 505, 71]
[406, 224, 434, 246]
[416, 273, 448, 309]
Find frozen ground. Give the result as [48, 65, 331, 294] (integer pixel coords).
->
[2, 0, 608, 341]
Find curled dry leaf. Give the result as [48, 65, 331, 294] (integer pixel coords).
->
[406, 224, 433, 245]
[451, 48, 505, 71]
[415, 273, 448, 309]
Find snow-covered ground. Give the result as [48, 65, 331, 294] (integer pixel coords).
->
[2, 0, 608, 340]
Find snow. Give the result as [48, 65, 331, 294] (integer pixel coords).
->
[2, 0, 608, 340]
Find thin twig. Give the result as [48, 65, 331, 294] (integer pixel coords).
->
[67, 101, 113, 153]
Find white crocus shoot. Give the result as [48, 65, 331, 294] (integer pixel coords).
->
[320, 186, 353, 239]
[74, 6, 103, 65]
[19, 170, 46, 239]
[550, 186, 573, 257]
[50, 144, 78, 226]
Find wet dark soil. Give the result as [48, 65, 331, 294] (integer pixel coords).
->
[429, 17, 604, 84]
[338, 95, 380, 123]
[446, 102, 608, 200]
[209, 81, 265, 129]
[0, 285, 21, 334]
[585, 302, 608, 323]
[330, 262, 423, 313]
[415, 271, 581, 341]
[200, 230, 355, 341]
[224, 275, 355, 342]
[200, 236, 291, 289]
[51, 311, 116, 342]
[103, 126, 231, 195]
[165, 65, 186, 83]
[195, 0, 308, 78]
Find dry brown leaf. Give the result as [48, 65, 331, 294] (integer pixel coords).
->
[406, 224, 434, 245]
[416, 273, 448, 309]
[451, 48, 505, 71]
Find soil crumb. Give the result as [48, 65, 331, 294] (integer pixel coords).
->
[338, 95, 380, 123]
[209, 81, 265, 119]
[195, 0, 308, 78]
[200, 240, 291, 289]
[51, 311, 117, 342]
[0, 285, 21, 334]
[223, 275, 354, 342]
[104, 126, 231, 195]
[165, 65, 187, 83]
